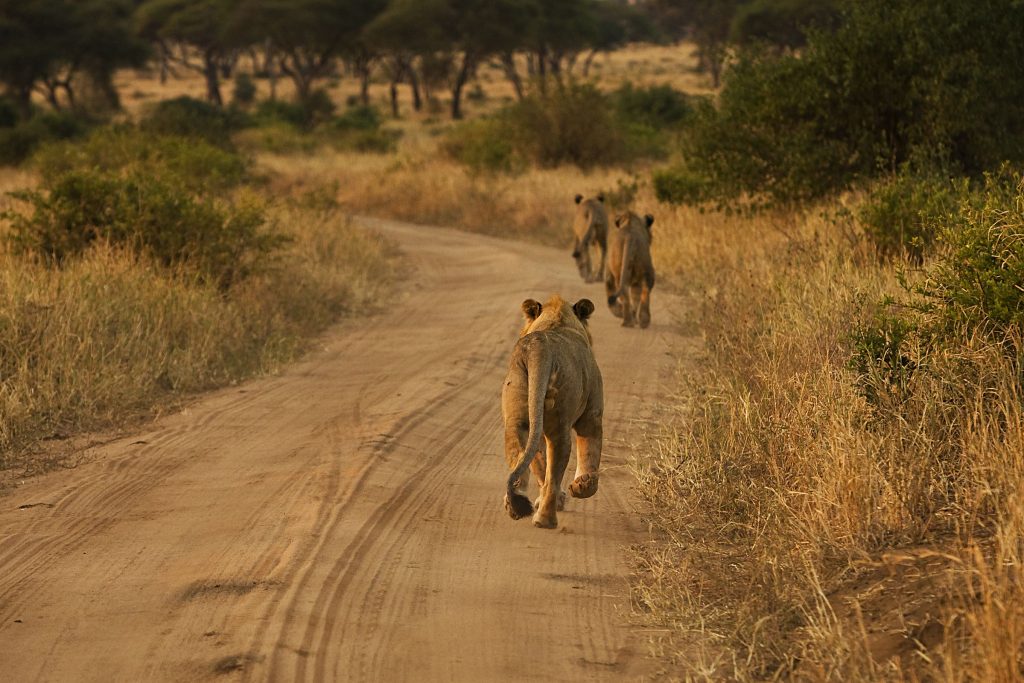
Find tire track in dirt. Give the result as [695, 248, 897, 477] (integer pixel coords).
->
[0, 218, 692, 682]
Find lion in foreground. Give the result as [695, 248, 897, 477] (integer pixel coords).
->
[606, 211, 656, 328]
[502, 295, 604, 529]
[571, 194, 608, 282]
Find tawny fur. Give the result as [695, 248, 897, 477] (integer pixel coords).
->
[502, 295, 604, 529]
[571, 194, 608, 283]
[606, 211, 656, 329]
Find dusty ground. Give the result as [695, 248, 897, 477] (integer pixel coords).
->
[0, 219, 691, 682]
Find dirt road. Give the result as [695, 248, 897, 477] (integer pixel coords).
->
[0, 219, 687, 682]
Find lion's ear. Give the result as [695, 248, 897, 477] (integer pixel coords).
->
[573, 299, 595, 322]
[597, 193, 605, 203]
[522, 299, 543, 320]
[645, 214, 655, 228]
[574, 194, 583, 204]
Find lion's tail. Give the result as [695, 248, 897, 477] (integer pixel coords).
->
[506, 350, 552, 519]
[607, 236, 634, 307]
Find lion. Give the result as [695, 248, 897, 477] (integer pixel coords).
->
[502, 295, 604, 529]
[571, 194, 608, 282]
[606, 211, 656, 328]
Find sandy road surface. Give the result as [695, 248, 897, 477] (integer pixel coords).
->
[0, 219, 688, 682]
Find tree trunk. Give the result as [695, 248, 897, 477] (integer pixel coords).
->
[90, 70, 119, 111]
[389, 81, 399, 117]
[360, 72, 370, 106]
[450, 55, 472, 120]
[407, 64, 422, 111]
[536, 47, 547, 94]
[582, 49, 599, 78]
[203, 51, 223, 106]
[500, 53, 524, 100]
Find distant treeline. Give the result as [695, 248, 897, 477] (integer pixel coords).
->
[0, 0, 838, 119]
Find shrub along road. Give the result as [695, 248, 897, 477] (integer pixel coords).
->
[0, 218, 692, 681]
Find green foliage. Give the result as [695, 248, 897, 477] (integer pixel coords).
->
[252, 90, 335, 129]
[653, 166, 711, 205]
[921, 170, 1024, 341]
[240, 103, 399, 155]
[0, 112, 90, 166]
[5, 170, 283, 289]
[858, 169, 961, 262]
[731, 0, 839, 48]
[670, 0, 1024, 210]
[446, 82, 660, 171]
[141, 96, 235, 145]
[32, 126, 247, 192]
[332, 104, 381, 131]
[253, 99, 309, 128]
[850, 169, 1024, 406]
[442, 117, 523, 173]
[612, 82, 694, 130]
[848, 308, 918, 406]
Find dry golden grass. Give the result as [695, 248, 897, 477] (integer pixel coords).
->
[629, 204, 1024, 680]
[257, 150, 640, 249]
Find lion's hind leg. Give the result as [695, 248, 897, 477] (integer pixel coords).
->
[534, 432, 571, 529]
[569, 414, 602, 499]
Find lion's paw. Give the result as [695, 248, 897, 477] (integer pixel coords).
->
[569, 473, 599, 499]
[532, 512, 558, 529]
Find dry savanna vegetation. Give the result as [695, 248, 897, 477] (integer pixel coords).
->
[4, 0, 1024, 679]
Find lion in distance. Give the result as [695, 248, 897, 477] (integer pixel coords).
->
[571, 194, 608, 282]
[502, 295, 604, 529]
[606, 211, 655, 328]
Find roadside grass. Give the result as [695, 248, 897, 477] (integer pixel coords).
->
[0, 189, 399, 474]
[629, 203, 1024, 680]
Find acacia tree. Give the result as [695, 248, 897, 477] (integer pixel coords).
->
[0, 0, 145, 117]
[0, 0, 77, 116]
[446, 0, 536, 119]
[233, 0, 384, 106]
[365, 0, 450, 115]
[137, 0, 241, 106]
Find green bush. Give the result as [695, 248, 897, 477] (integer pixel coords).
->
[612, 82, 694, 130]
[921, 169, 1024, 341]
[5, 170, 285, 289]
[32, 126, 247, 192]
[333, 105, 382, 131]
[850, 168, 1024, 406]
[858, 169, 961, 262]
[653, 166, 712, 205]
[141, 97, 234, 146]
[669, 0, 1024, 210]
[442, 117, 521, 172]
[848, 308, 919, 406]
[446, 83, 638, 171]
[253, 99, 309, 128]
[331, 127, 400, 154]
[0, 112, 91, 166]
